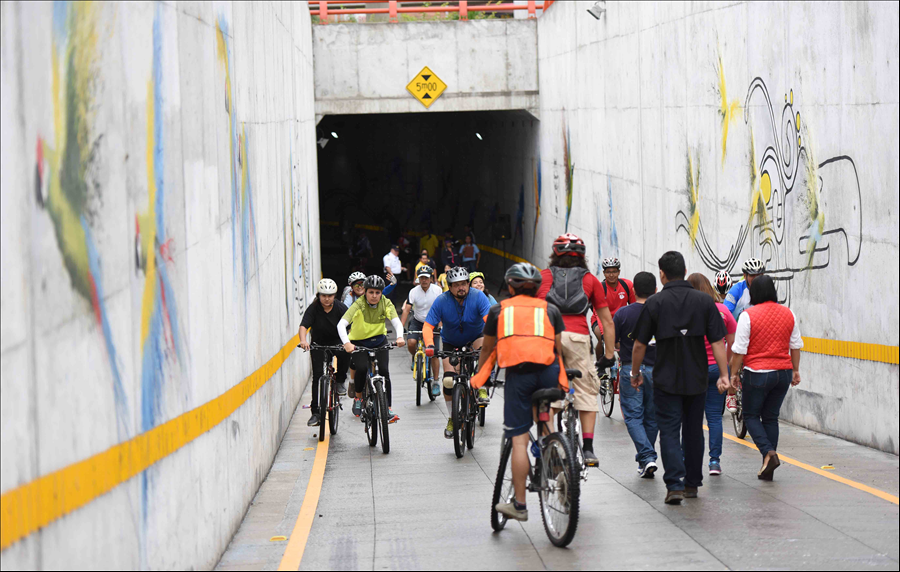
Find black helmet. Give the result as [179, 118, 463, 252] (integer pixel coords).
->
[505, 263, 542, 293]
[363, 275, 386, 291]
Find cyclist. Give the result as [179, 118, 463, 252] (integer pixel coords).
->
[590, 256, 636, 351]
[298, 279, 351, 426]
[472, 263, 569, 522]
[714, 270, 733, 299]
[468, 271, 498, 305]
[415, 250, 438, 281]
[343, 271, 396, 307]
[338, 275, 405, 424]
[423, 267, 493, 438]
[536, 234, 617, 466]
[437, 264, 451, 292]
[724, 258, 765, 321]
[400, 266, 443, 397]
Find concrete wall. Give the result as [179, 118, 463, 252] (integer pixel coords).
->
[0, 1, 319, 568]
[313, 19, 539, 119]
[522, 1, 898, 452]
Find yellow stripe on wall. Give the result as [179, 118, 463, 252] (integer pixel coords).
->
[0, 335, 300, 551]
[802, 337, 898, 365]
[477, 243, 540, 268]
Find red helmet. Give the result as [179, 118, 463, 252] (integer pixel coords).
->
[552, 233, 586, 257]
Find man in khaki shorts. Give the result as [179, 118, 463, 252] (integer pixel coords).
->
[537, 234, 617, 466]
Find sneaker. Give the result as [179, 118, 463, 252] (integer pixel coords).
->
[388, 409, 399, 424]
[664, 490, 684, 505]
[640, 460, 658, 478]
[431, 382, 441, 397]
[444, 418, 454, 439]
[336, 382, 347, 396]
[307, 413, 320, 427]
[683, 487, 698, 498]
[495, 502, 528, 522]
[352, 399, 362, 417]
[583, 449, 599, 467]
[477, 388, 490, 404]
[709, 460, 722, 476]
[726, 394, 738, 413]
[347, 382, 355, 396]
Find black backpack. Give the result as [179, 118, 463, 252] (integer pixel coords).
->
[545, 267, 590, 315]
[602, 279, 632, 301]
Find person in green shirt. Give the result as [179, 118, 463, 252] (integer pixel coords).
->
[338, 275, 405, 423]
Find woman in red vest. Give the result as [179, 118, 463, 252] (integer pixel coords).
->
[729, 275, 803, 480]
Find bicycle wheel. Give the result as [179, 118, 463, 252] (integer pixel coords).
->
[465, 387, 477, 450]
[329, 383, 340, 436]
[732, 388, 747, 439]
[539, 433, 580, 547]
[365, 391, 378, 447]
[490, 438, 514, 531]
[318, 375, 329, 442]
[600, 376, 615, 418]
[452, 384, 466, 458]
[415, 352, 425, 406]
[376, 380, 391, 454]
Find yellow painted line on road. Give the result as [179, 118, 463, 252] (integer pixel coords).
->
[708, 425, 899, 505]
[278, 422, 330, 571]
[0, 335, 300, 551]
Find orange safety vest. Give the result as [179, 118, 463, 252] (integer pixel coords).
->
[496, 296, 558, 368]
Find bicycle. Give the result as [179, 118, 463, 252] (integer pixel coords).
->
[437, 347, 483, 459]
[490, 368, 582, 547]
[597, 353, 621, 418]
[301, 343, 346, 442]
[557, 371, 591, 479]
[730, 379, 748, 439]
[353, 345, 394, 454]
[407, 330, 439, 406]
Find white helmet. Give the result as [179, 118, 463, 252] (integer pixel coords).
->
[317, 278, 338, 295]
[601, 257, 621, 269]
[741, 258, 765, 275]
[446, 266, 470, 284]
[347, 271, 366, 285]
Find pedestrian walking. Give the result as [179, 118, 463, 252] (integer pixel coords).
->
[687, 273, 737, 476]
[630, 251, 730, 505]
[729, 274, 803, 481]
[613, 271, 659, 478]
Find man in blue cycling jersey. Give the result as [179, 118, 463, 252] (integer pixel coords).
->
[724, 258, 765, 320]
[423, 267, 492, 439]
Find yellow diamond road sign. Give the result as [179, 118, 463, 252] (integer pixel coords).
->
[407, 66, 446, 108]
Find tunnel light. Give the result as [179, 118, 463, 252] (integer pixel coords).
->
[587, 1, 606, 19]
[331, 131, 339, 139]
[475, 133, 483, 141]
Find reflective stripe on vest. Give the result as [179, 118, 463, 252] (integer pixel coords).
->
[495, 296, 556, 369]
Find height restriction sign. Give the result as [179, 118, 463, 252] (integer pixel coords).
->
[406, 66, 446, 108]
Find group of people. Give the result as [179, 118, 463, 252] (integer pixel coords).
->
[381, 227, 482, 285]
[300, 229, 805, 517]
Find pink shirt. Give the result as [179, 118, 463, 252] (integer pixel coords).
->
[706, 302, 737, 365]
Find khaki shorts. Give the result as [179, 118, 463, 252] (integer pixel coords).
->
[553, 332, 600, 412]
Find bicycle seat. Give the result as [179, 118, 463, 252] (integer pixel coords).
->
[531, 388, 566, 405]
[566, 369, 582, 380]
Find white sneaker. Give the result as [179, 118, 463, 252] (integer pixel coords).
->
[726, 394, 738, 414]
[495, 502, 528, 522]
[639, 461, 658, 478]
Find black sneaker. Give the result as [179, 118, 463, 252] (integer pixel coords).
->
[336, 381, 347, 396]
[307, 413, 320, 427]
[583, 449, 599, 467]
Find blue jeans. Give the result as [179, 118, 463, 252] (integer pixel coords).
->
[742, 369, 791, 458]
[619, 365, 658, 464]
[705, 365, 726, 463]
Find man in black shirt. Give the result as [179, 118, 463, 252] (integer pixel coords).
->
[631, 252, 730, 504]
[299, 279, 351, 427]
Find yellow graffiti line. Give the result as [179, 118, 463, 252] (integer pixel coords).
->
[802, 338, 899, 365]
[140, 80, 158, 346]
[477, 244, 541, 270]
[0, 335, 301, 551]
[687, 153, 700, 246]
[717, 50, 741, 166]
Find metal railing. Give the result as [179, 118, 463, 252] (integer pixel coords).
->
[311, 1, 556, 23]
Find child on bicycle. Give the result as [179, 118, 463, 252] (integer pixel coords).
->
[338, 275, 405, 423]
[472, 263, 569, 522]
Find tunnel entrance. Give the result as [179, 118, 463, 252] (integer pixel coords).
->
[316, 110, 539, 290]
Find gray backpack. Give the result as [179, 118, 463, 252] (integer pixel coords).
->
[545, 267, 590, 315]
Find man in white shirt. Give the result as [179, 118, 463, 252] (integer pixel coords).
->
[383, 244, 404, 277]
[401, 266, 444, 396]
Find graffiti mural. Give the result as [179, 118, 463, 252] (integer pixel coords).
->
[531, 157, 542, 256]
[216, 18, 259, 294]
[34, 1, 130, 437]
[562, 122, 574, 232]
[676, 73, 862, 306]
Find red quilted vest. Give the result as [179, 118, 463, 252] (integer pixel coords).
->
[744, 302, 794, 371]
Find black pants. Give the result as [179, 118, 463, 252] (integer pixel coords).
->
[654, 387, 706, 491]
[351, 346, 393, 407]
[310, 349, 350, 411]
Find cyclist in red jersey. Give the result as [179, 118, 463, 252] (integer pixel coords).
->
[591, 257, 635, 350]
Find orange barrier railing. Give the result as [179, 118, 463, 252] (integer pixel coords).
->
[311, 1, 556, 23]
